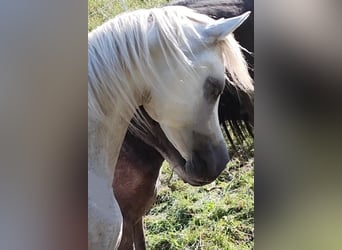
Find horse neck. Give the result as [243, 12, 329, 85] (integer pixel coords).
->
[88, 111, 133, 184]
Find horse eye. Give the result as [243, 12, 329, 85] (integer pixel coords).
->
[203, 76, 224, 102]
[213, 86, 222, 97]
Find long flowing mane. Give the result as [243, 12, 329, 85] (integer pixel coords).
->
[88, 6, 253, 131]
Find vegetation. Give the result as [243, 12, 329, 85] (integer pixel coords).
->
[145, 137, 254, 250]
[88, 1, 254, 249]
[88, 0, 169, 31]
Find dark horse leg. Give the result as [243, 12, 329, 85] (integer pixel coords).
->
[113, 130, 163, 250]
[113, 0, 255, 249]
[117, 221, 134, 250]
[133, 218, 147, 250]
[117, 218, 147, 250]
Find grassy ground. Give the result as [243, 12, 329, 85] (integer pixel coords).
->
[88, 0, 170, 31]
[88, 1, 254, 249]
[145, 141, 254, 250]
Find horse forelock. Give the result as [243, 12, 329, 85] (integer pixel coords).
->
[88, 6, 205, 127]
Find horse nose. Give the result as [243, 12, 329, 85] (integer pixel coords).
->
[211, 140, 230, 175]
[192, 140, 229, 181]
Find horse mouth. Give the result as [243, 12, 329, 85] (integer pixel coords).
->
[181, 178, 211, 186]
[171, 162, 216, 186]
[167, 156, 219, 186]
[159, 148, 207, 186]
[164, 138, 229, 186]
[148, 125, 228, 186]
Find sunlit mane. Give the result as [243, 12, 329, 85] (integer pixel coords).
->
[220, 36, 254, 94]
[88, 5, 253, 129]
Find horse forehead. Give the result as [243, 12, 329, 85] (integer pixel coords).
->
[191, 47, 224, 70]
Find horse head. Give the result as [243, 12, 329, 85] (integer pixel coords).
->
[138, 7, 251, 185]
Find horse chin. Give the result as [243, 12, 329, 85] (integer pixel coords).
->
[169, 161, 215, 186]
[173, 166, 213, 186]
[167, 139, 229, 186]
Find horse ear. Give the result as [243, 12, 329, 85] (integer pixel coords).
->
[203, 11, 251, 43]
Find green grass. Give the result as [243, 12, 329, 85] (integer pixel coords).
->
[145, 139, 254, 250]
[88, 0, 170, 31]
[88, 1, 254, 249]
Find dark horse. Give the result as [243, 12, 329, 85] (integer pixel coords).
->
[113, 0, 254, 249]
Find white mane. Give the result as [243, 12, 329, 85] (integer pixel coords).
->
[88, 5, 253, 129]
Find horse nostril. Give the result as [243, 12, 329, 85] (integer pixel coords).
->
[183, 143, 229, 186]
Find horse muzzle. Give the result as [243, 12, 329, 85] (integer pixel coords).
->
[172, 137, 229, 186]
